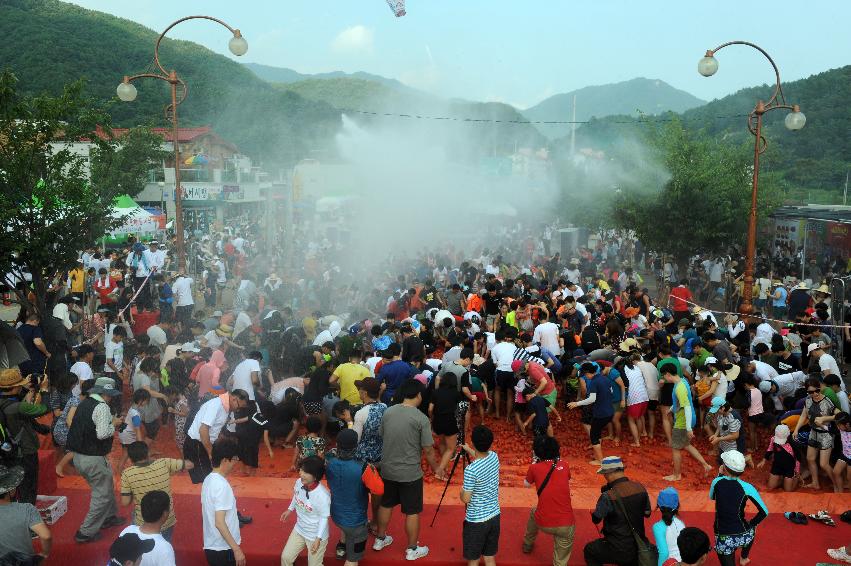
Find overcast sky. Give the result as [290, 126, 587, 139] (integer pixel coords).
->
[70, 0, 850, 110]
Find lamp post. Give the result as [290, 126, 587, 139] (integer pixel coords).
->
[117, 16, 248, 272]
[698, 41, 805, 315]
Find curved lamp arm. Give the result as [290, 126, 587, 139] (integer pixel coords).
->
[707, 41, 786, 107]
[153, 15, 243, 77]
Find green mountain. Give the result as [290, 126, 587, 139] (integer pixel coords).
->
[524, 77, 706, 139]
[244, 62, 413, 92]
[0, 0, 342, 164]
[681, 65, 851, 191]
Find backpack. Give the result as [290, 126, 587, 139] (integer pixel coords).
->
[0, 400, 23, 465]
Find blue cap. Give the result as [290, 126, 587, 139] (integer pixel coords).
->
[708, 397, 726, 414]
[657, 487, 680, 509]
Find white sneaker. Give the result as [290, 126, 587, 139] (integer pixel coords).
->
[828, 548, 851, 564]
[406, 545, 429, 561]
[373, 535, 393, 551]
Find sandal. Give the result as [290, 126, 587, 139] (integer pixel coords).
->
[784, 512, 807, 525]
[841, 510, 851, 524]
[808, 510, 836, 527]
[335, 542, 346, 560]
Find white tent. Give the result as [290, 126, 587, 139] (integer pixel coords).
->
[105, 195, 161, 243]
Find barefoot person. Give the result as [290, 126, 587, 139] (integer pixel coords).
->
[661, 363, 711, 481]
[567, 362, 614, 466]
[709, 450, 768, 566]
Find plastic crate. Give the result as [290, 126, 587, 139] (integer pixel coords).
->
[35, 495, 67, 525]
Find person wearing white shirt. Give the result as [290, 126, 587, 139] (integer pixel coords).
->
[490, 333, 519, 419]
[184, 391, 248, 484]
[127, 245, 155, 311]
[232, 236, 246, 255]
[280, 458, 331, 566]
[147, 242, 166, 272]
[70, 345, 95, 397]
[809, 344, 844, 391]
[229, 353, 262, 401]
[119, 490, 177, 566]
[749, 359, 779, 383]
[532, 314, 562, 355]
[755, 321, 775, 342]
[172, 274, 195, 327]
[201, 439, 245, 566]
[232, 309, 254, 341]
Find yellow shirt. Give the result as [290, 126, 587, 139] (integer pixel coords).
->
[332, 362, 370, 405]
[69, 268, 85, 293]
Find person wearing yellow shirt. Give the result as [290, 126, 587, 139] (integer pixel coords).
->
[68, 260, 86, 303]
[330, 350, 371, 405]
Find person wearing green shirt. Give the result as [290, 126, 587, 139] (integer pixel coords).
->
[660, 363, 712, 482]
[691, 341, 711, 369]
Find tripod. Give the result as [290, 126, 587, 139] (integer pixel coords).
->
[430, 445, 470, 527]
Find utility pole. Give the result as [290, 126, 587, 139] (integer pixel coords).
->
[570, 94, 577, 156]
[844, 170, 848, 206]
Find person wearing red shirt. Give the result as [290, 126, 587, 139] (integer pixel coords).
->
[669, 279, 693, 321]
[523, 436, 576, 566]
[93, 267, 117, 310]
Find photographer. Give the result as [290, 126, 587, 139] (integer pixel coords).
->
[0, 367, 49, 505]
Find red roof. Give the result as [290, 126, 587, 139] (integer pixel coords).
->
[107, 126, 213, 143]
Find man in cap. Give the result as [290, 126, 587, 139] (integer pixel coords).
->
[66, 377, 126, 542]
[0, 463, 52, 562]
[757, 370, 806, 411]
[108, 531, 155, 566]
[583, 456, 652, 566]
[325, 429, 370, 566]
[127, 242, 155, 312]
[807, 343, 842, 387]
[709, 450, 768, 566]
[147, 240, 166, 273]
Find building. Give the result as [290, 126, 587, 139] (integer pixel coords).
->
[122, 126, 277, 233]
[769, 205, 851, 275]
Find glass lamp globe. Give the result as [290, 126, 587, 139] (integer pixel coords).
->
[229, 34, 248, 56]
[116, 81, 137, 102]
[785, 110, 806, 130]
[698, 56, 719, 77]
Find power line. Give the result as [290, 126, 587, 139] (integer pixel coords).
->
[344, 108, 753, 126]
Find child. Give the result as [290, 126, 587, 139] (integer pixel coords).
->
[512, 377, 529, 433]
[468, 370, 491, 425]
[459, 425, 500, 566]
[652, 487, 686, 566]
[742, 374, 773, 454]
[119, 388, 151, 468]
[164, 386, 189, 452]
[280, 456, 331, 566]
[756, 423, 799, 492]
[832, 412, 851, 493]
[325, 429, 369, 566]
[291, 416, 326, 471]
[710, 450, 768, 566]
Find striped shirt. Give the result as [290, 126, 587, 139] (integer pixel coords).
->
[120, 458, 185, 530]
[462, 451, 500, 522]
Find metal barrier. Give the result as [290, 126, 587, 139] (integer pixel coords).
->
[831, 276, 848, 364]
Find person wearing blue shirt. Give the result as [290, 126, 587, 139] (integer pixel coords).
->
[651, 487, 686, 566]
[568, 363, 613, 466]
[375, 344, 416, 405]
[603, 366, 626, 445]
[709, 450, 768, 566]
[460, 426, 500, 566]
[325, 429, 369, 566]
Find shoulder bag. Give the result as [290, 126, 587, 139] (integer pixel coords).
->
[610, 488, 657, 566]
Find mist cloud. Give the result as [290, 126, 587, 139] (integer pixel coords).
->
[331, 25, 374, 54]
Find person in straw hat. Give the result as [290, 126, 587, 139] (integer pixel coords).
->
[0, 463, 52, 562]
[0, 367, 48, 505]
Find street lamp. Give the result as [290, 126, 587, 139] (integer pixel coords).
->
[117, 16, 248, 272]
[698, 41, 805, 314]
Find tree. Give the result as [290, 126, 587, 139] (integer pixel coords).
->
[611, 118, 781, 264]
[0, 69, 165, 316]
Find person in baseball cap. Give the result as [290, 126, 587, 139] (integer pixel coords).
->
[355, 377, 381, 400]
[108, 532, 155, 566]
[720, 449, 746, 474]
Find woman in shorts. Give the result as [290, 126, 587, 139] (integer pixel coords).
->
[793, 377, 839, 491]
[623, 354, 649, 447]
[430, 373, 462, 478]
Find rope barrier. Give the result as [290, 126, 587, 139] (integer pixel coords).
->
[666, 293, 851, 330]
[117, 267, 157, 319]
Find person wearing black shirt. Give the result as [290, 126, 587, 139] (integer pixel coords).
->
[401, 326, 425, 364]
[482, 285, 503, 332]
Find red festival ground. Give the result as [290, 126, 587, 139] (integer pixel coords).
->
[43, 489, 847, 565]
[40, 411, 851, 564]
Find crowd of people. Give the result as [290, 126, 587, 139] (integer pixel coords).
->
[0, 219, 849, 565]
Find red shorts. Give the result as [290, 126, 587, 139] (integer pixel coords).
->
[471, 391, 487, 403]
[626, 401, 648, 419]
